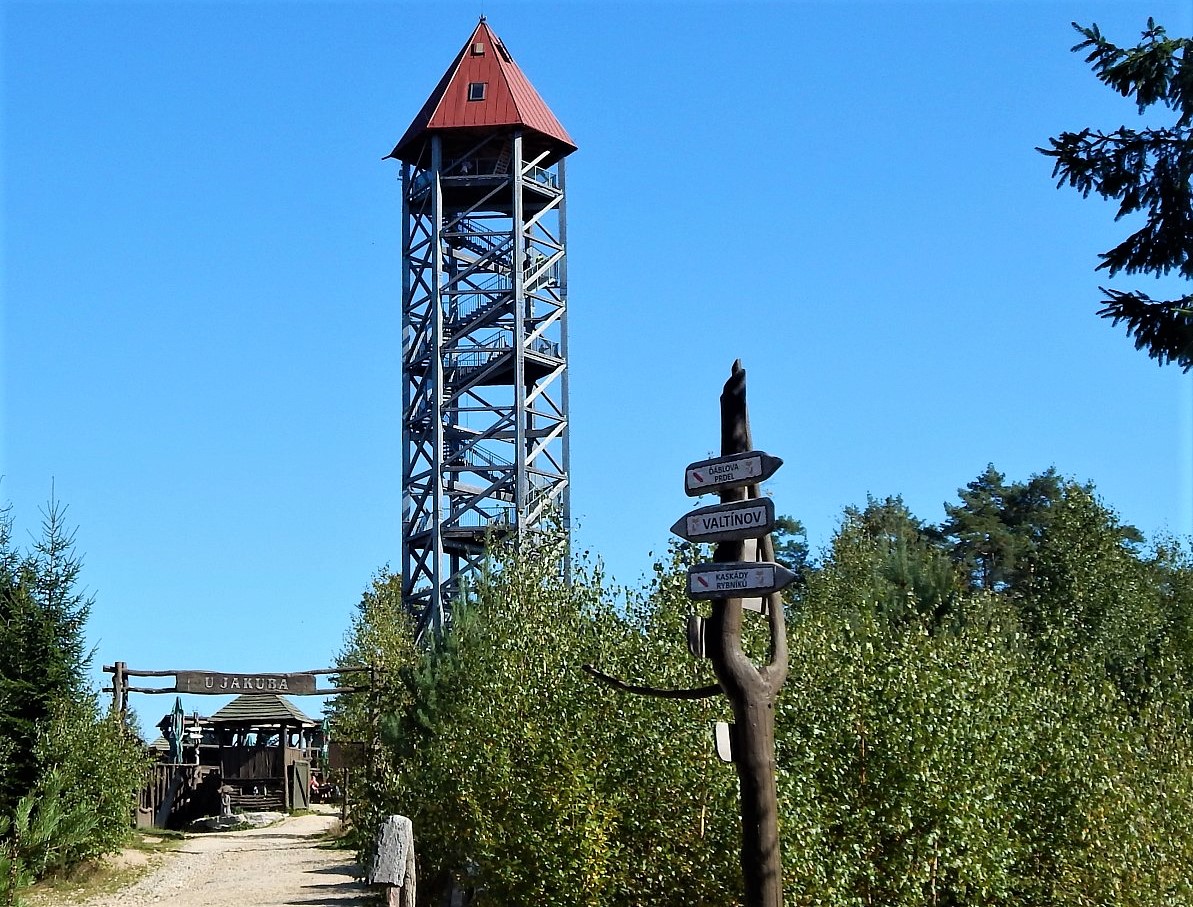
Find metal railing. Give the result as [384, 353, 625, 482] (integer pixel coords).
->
[444, 334, 561, 374]
[447, 276, 513, 326]
[452, 442, 512, 470]
[524, 165, 559, 190]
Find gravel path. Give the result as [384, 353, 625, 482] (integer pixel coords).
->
[75, 808, 370, 907]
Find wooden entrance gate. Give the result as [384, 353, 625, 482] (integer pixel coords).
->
[104, 664, 370, 828]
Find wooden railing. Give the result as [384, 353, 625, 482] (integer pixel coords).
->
[221, 747, 282, 780]
[139, 763, 220, 828]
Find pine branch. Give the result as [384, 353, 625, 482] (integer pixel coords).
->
[1097, 288, 1193, 369]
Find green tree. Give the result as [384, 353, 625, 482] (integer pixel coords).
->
[941, 466, 1144, 594]
[329, 569, 418, 747]
[0, 497, 146, 903]
[1018, 484, 1168, 700]
[347, 535, 743, 907]
[0, 500, 92, 813]
[781, 485, 1193, 906]
[341, 472, 1193, 907]
[31, 696, 149, 867]
[1148, 537, 1193, 699]
[771, 515, 810, 584]
[1040, 20, 1193, 368]
[328, 568, 420, 854]
[819, 496, 962, 630]
[941, 466, 1066, 591]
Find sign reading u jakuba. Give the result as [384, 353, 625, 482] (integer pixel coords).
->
[175, 671, 317, 695]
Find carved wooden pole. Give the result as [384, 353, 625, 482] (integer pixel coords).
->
[705, 361, 788, 907]
[583, 360, 789, 907]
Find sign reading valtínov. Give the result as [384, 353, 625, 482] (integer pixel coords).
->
[684, 451, 783, 497]
[687, 561, 797, 600]
[174, 671, 317, 695]
[671, 497, 776, 543]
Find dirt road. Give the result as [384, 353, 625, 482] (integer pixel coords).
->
[75, 808, 369, 907]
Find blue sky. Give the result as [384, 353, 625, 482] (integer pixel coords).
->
[3, 0, 1192, 724]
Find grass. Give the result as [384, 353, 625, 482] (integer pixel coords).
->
[23, 830, 184, 905]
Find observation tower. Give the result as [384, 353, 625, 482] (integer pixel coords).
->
[388, 19, 577, 637]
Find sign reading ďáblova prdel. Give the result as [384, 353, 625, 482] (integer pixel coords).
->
[683, 451, 783, 497]
[174, 671, 317, 695]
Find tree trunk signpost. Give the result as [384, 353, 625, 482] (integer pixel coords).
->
[586, 360, 792, 907]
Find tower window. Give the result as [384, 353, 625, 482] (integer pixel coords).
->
[467, 82, 486, 101]
[471, 42, 484, 55]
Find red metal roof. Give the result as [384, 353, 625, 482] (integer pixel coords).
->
[389, 19, 576, 163]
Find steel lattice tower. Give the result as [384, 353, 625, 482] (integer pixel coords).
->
[388, 19, 577, 637]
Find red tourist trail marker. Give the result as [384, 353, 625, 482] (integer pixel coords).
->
[687, 561, 797, 600]
[684, 451, 783, 497]
[671, 497, 776, 544]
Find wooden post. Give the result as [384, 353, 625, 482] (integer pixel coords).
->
[114, 662, 126, 714]
[368, 665, 379, 782]
[705, 361, 788, 907]
[581, 360, 790, 907]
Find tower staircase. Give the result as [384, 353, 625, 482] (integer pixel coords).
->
[494, 142, 512, 175]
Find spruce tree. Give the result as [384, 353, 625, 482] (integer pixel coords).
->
[1040, 20, 1193, 368]
[0, 500, 92, 813]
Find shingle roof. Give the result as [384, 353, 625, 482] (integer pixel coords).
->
[389, 18, 576, 164]
[209, 694, 317, 727]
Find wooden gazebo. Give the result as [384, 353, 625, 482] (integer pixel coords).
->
[209, 693, 321, 811]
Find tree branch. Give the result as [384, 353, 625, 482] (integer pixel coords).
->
[1098, 288, 1193, 369]
[581, 664, 722, 700]
[755, 529, 789, 690]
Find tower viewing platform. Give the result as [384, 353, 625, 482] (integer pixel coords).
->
[391, 19, 576, 637]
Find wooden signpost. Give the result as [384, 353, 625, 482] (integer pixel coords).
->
[584, 360, 790, 907]
[679, 365, 790, 907]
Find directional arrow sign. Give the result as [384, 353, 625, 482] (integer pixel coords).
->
[684, 451, 783, 497]
[671, 497, 776, 544]
[687, 561, 797, 600]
